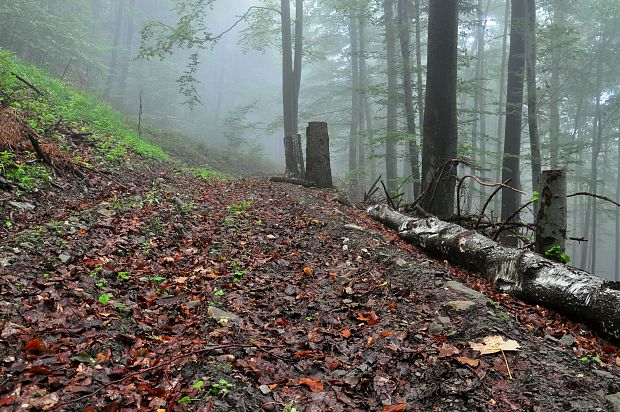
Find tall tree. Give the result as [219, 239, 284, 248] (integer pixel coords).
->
[421, 0, 459, 218]
[349, 10, 360, 194]
[398, 0, 420, 197]
[548, 0, 564, 168]
[494, 0, 510, 214]
[384, 0, 399, 192]
[500, 0, 526, 244]
[525, 0, 541, 215]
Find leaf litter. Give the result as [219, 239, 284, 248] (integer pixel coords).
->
[1, 166, 620, 411]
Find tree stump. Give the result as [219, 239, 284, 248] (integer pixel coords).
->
[536, 169, 567, 255]
[305, 122, 333, 188]
[284, 134, 305, 179]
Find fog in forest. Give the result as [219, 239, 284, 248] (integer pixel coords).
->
[1, 0, 619, 280]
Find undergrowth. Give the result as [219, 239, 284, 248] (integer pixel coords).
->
[0, 48, 168, 161]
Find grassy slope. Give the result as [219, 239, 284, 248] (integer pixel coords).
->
[0, 48, 273, 182]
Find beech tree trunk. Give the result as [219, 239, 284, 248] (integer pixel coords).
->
[368, 204, 620, 342]
[349, 14, 360, 194]
[500, 0, 527, 244]
[494, 0, 510, 215]
[384, 0, 398, 192]
[398, 0, 420, 198]
[421, 0, 459, 218]
[549, 0, 563, 168]
[535, 170, 567, 255]
[525, 0, 541, 216]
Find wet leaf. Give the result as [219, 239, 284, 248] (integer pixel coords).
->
[382, 403, 407, 412]
[470, 336, 521, 355]
[299, 377, 324, 393]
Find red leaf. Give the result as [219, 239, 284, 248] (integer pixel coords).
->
[382, 403, 407, 412]
[0, 397, 14, 407]
[341, 329, 352, 338]
[357, 311, 379, 325]
[23, 338, 47, 354]
[299, 377, 324, 393]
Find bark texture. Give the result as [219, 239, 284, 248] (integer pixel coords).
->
[420, 0, 459, 218]
[535, 170, 567, 255]
[305, 122, 332, 188]
[368, 204, 620, 341]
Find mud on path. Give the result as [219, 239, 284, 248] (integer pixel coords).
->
[1, 170, 619, 411]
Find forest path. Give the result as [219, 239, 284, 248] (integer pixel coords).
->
[0, 168, 617, 411]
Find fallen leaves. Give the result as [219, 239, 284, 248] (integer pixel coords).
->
[299, 377, 324, 392]
[382, 403, 407, 412]
[470, 336, 521, 355]
[357, 311, 379, 325]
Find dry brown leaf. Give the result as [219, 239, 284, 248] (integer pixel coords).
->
[299, 377, 324, 392]
[438, 343, 460, 358]
[456, 356, 480, 367]
[341, 329, 352, 338]
[470, 335, 520, 355]
[382, 403, 407, 412]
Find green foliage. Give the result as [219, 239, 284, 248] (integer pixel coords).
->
[544, 245, 571, 264]
[98, 293, 113, 305]
[117, 271, 130, 281]
[195, 167, 226, 181]
[0, 48, 169, 162]
[531, 191, 539, 202]
[209, 378, 233, 396]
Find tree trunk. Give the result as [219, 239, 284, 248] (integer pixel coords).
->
[117, 0, 136, 109]
[476, 0, 489, 209]
[535, 170, 567, 255]
[616, 130, 620, 281]
[398, 0, 420, 198]
[104, 0, 124, 102]
[421, 0, 459, 219]
[549, 0, 563, 168]
[293, 0, 303, 135]
[414, 0, 424, 165]
[500, 0, 526, 245]
[357, 7, 368, 189]
[494, 0, 510, 215]
[525, 0, 541, 217]
[368, 204, 620, 342]
[281, 0, 294, 138]
[384, 0, 398, 192]
[349, 13, 360, 195]
[305, 122, 333, 188]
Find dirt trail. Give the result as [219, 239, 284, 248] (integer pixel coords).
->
[1, 170, 619, 411]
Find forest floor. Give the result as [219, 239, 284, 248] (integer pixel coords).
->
[2, 155, 620, 411]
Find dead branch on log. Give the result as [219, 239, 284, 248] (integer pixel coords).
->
[567, 192, 620, 208]
[475, 179, 518, 230]
[269, 176, 316, 188]
[380, 179, 397, 209]
[457, 175, 524, 225]
[492, 200, 535, 241]
[364, 175, 382, 202]
[10, 72, 45, 97]
[407, 159, 471, 211]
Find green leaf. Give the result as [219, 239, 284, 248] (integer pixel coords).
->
[178, 396, 192, 404]
[98, 293, 113, 305]
[192, 380, 205, 390]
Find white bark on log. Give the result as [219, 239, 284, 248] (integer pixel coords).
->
[368, 204, 620, 341]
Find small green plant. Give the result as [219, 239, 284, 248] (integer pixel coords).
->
[214, 289, 225, 297]
[195, 167, 225, 181]
[95, 279, 106, 289]
[180, 202, 196, 214]
[98, 293, 113, 305]
[178, 396, 192, 405]
[544, 245, 571, 264]
[192, 379, 206, 391]
[149, 276, 166, 282]
[4, 220, 13, 230]
[580, 354, 602, 364]
[282, 403, 299, 412]
[531, 191, 539, 202]
[209, 379, 233, 396]
[117, 271, 130, 281]
[227, 200, 252, 216]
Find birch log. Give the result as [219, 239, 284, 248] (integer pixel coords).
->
[368, 204, 620, 341]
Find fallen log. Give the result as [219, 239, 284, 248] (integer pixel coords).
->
[269, 176, 316, 188]
[368, 204, 620, 341]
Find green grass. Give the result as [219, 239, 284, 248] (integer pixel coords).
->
[0, 48, 168, 161]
